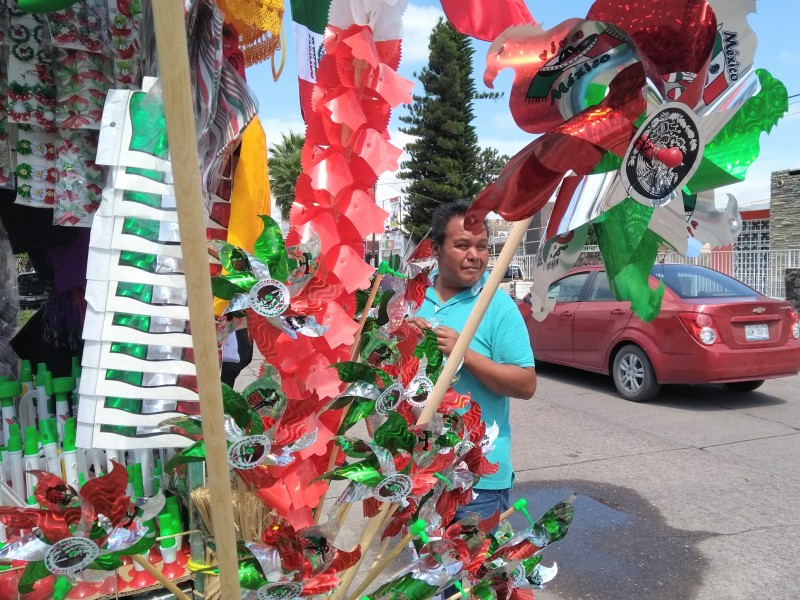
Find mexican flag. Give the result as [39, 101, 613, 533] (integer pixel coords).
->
[291, 0, 332, 123]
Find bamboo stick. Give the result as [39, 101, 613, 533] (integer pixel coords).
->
[151, 2, 240, 599]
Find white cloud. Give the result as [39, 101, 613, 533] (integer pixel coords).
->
[401, 3, 444, 63]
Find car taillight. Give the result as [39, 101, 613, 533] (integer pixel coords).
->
[789, 309, 800, 340]
[679, 312, 718, 345]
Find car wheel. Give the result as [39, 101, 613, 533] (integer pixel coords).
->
[724, 380, 765, 393]
[612, 344, 661, 402]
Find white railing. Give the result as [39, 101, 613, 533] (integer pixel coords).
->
[490, 248, 800, 299]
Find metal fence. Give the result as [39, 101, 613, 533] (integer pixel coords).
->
[490, 247, 800, 299]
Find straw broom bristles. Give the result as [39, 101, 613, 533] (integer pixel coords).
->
[191, 478, 272, 600]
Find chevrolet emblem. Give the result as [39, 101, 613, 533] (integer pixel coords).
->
[753, 307, 766, 314]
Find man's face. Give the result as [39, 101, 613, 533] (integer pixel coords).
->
[433, 216, 489, 289]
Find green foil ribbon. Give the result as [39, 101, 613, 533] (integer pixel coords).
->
[337, 398, 376, 435]
[371, 573, 437, 600]
[165, 439, 207, 474]
[112, 313, 152, 332]
[688, 69, 788, 193]
[594, 198, 663, 322]
[372, 411, 416, 455]
[330, 460, 384, 486]
[123, 190, 166, 209]
[413, 331, 445, 382]
[129, 92, 169, 159]
[333, 362, 393, 388]
[18, 0, 80, 12]
[254, 215, 289, 282]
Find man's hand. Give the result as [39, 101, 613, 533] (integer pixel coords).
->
[432, 325, 459, 357]
[405, 316, 432, 336]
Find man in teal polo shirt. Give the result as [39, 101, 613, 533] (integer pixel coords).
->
[407, 200, 536, 520]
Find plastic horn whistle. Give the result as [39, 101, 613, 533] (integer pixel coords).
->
[408, 519, 429, 544]
[378, 260, 405, 278]
[51, 377, 75, 443]
[0, 381, 21, 448]
[158, 513, 185, 579]
[33, 370, 52, 426]
[6, 424, 24, 499]
[166, 496, 184, 554]
[513, 498, 535, 526]
[23, 426, 41, 499]
[18, 361, 36, 434]
[62, 418, 79, 488]
[40, 420, 61, 476]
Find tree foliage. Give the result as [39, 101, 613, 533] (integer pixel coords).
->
[268, 131, 305, 221]
[398, 18, 504, 238]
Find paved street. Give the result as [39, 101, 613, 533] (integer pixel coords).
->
[235, 353, 800, 600]
[518, 363, 800, 600]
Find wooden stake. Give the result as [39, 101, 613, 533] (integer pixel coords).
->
[416, 217, 533, 426]
[151, 2, 240, 599]
[131, 555, 193, 600]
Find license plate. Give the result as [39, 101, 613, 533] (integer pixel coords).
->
[745, 324, 769, 341]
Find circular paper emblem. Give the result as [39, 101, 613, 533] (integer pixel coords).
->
[44, 537, 99, 575]
[249, 279, 289, 317]
[256, 582, 303, 600]
[373, 474, 413, 504]
[623, 103, 703, 207]
[375, 383, 405, 415]
[228, 435, 272, 470]
[405, 375, 434, 408]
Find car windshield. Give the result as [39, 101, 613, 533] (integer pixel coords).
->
[652, 264, 760, 299]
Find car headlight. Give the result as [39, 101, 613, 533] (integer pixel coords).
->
[793, 322, 800, 340]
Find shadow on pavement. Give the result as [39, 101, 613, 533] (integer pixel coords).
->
[511, 479, 713, 600]
[536, 362, 787, 410]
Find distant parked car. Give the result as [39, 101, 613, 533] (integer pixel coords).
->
[17, 271, 48, 309]
[518, 264, 800, 402]
[489, 264, 524, 282]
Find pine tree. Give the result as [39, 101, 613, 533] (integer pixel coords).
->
[268, 132, 305, 220]
[399, 19, 500, 237]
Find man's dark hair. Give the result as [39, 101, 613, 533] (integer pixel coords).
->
[429, 200, 488, 246]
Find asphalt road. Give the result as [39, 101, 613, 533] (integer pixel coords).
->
[515, 363, 800, 600]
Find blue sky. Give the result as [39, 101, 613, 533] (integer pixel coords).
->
[246, 0, 800, 209]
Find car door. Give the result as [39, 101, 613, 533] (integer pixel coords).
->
[531, 271, 592, 364]
[572, 270, 634, 369]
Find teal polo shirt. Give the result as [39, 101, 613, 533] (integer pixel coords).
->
[415, 273, 535, 490]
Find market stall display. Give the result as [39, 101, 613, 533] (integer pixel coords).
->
[0, 0, 787, 599]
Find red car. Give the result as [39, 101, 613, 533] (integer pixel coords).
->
[518, 264, 800, 402]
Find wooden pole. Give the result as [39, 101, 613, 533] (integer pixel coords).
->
[151, 2, 240, 599]
[416, 217, 533, 425]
